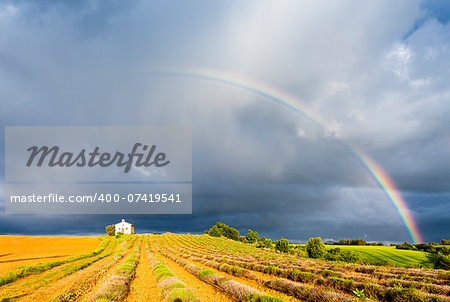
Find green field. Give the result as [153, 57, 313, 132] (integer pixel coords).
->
[326, 245, 431, 267]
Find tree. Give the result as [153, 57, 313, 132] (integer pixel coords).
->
[275, 238, 290, 253]
[205, 222, 239, 241]
[396, 242, 416, 250]
[105, 225, 115, 236]
[440, 239, 450, 245]
[306, 237, 326, 258]
[239, 236, 249, 243]
[264, 239, 274, 249]
[217, 222, 239, 240]
[246, 229, 259, 243]
[208, 225, 221, 237]
[257, 238, 273, 249]
[428, 252, 450, 270]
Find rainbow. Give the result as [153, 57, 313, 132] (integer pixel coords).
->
[157, 68, 424, 243]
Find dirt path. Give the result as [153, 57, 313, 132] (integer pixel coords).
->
[126, 239, 163, 302]
[150, 237, 234, 302]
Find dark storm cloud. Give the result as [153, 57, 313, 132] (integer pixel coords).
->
[0, 0, 449, 243]
[382, 135, 450, 194]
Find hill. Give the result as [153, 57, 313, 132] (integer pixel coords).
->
[325, 245, 431, 267]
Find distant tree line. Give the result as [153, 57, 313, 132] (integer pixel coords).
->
[396, 241, 450, 252]
[204, 223, 384, 262]
[440, 239, 450, 245]
[327, 239, 384, 246]
[204, 223, 295, 255]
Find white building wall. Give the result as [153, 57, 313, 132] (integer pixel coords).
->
[115, 219, 134, 234]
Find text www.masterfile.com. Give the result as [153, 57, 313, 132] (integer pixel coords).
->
[9, 193, 184, 203]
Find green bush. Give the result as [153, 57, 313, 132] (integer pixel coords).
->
[208, 225, 221, 237]
[105, 225, 115, 236]
[275, 239, 290, 253]
[436, 246, 450, 255]
[306, 237, 326, 258]
[263, 239, 273, 249]
[396, 242, 417, 250]
[440, 239, 450, 245]
[246, 229, 259, 243]
[325, 248, 362, 263]
[239, 236, 249, 243]
[427, 252, 450, 270]
[205, 222, 239, 240]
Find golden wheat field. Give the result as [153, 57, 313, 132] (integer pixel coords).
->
[0, 234, 448, 302]
[0, 236, 101, 278]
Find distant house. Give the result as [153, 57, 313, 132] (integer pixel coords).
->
[115, 219, 135, 235]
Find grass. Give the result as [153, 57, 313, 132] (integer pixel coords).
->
[326, 245, 431, 267]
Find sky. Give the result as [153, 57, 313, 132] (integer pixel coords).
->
[0, 0, 449, 243]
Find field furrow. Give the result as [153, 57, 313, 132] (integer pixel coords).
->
[0, 233, 447, 302]
[147, 238, 200, 301]
[126, 236, 163, 302]
[17, 251, 116, 302]
[32, 235, 138, 302]
[183, 234, 449, 283]
[167, 234, 450, 302]
[83, 235, 143, 302]
[153, 235, 300, 302]
[185, 234, 448, 284]
[149, 236, 233, 302]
